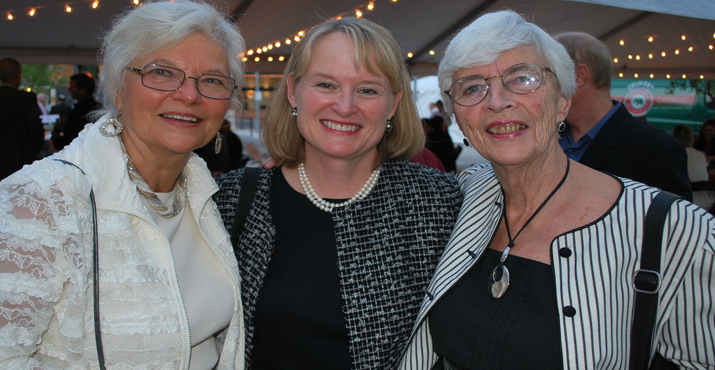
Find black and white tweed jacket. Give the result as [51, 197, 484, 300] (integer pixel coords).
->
[214, 160, 462, 370]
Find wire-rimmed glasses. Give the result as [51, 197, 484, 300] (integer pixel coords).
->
[445, 63, 556, 107]
[126, 63, 237, 100]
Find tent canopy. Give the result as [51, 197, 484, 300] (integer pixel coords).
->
[1, 0, 713, 79]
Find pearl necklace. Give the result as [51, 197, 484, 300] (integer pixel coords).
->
[297, 162, 381, 213]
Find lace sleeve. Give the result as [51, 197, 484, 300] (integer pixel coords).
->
[0, 170, 91, 368]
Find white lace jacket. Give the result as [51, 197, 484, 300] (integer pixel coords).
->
[0, 116, 245, 369]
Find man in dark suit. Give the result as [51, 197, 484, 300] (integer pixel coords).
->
[555, 32, 692, 201]
[0, 57, 44, 181]
[53, 73, 100, 150]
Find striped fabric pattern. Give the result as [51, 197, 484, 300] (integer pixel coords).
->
[400, 162, 715, 370]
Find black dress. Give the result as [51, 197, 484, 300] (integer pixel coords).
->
[251, 169, 352, 369]
[428, 248, 563, 370]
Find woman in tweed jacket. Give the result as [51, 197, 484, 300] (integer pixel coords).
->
[400, 10, 715, 370]
[214, 17, 462, 370]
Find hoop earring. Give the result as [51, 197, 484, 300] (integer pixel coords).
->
[291, 106, 298, 119]
[99, 114, 123, 137]
[385, 119, 393, 131]
[558, 121, 566, 133]
[214, 132, 222, 155]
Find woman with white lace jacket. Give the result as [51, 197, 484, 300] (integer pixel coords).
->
[0, 1, 245, 368]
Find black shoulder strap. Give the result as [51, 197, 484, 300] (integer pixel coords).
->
[630, 191, 679, 370]
[230, 167, 260, 248]
[54, 159, 106, 370]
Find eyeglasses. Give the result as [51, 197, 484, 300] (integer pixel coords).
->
[445, 63, 556, 107]
[126, 64, 237, 100]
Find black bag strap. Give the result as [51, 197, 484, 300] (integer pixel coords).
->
[54, 159, 105, 370]
[230, 167, 261, 248]
[630, 191, 679, 370]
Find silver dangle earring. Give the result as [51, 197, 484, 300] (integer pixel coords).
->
[291, 106, 298, 119]
[99, 114, 123, 137]
[214, 132, 222, 155]
[558, 121, 566, 134]
[385, 119, 393, 131]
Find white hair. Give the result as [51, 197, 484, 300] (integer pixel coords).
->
[98, 0, 245, 116]
[438, 10, 575, 115]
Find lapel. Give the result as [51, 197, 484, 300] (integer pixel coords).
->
[579, 103, 629, 167]
[409, 164, 504, 332]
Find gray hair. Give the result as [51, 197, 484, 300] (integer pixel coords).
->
[98, 0, 245, 117]
[438, 10, 575, 115]
[553, 31, 613, 90]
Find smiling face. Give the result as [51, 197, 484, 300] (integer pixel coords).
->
[116, 33, 231, 162]
[453, 46, 570, 168]
[286, 32, 401, 165]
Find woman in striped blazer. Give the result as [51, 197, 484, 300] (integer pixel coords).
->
[400, 10, 715, 370]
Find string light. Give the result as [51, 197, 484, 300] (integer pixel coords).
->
[613, 31, 714, 80]
[243, 0, 384, 65]
[3, 0, 110, 20]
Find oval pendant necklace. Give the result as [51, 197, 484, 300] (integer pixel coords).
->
[489, 160, 570, 299]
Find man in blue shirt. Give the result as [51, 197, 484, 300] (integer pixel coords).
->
[555, 32, 692, 201]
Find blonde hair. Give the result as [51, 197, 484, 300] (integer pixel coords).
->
[262, 17, 423, 167]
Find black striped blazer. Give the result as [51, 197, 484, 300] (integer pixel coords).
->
[400, 162, 715, 369]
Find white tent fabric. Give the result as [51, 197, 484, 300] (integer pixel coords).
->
[0, 0, 713, 78]
[567, 0, 715, 21]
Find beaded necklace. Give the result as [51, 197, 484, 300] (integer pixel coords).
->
[297, 162, 381, 213]
[119, 138, 187, 218]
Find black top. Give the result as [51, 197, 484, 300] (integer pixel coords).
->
[429, 248, 562, 370]
[251, 169, 352, 369]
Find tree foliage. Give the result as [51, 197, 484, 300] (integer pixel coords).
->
[668, 79, 715, 115]
[20, 64, 70, 96]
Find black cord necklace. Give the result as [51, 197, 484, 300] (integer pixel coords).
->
[488, 160, 571, 299]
